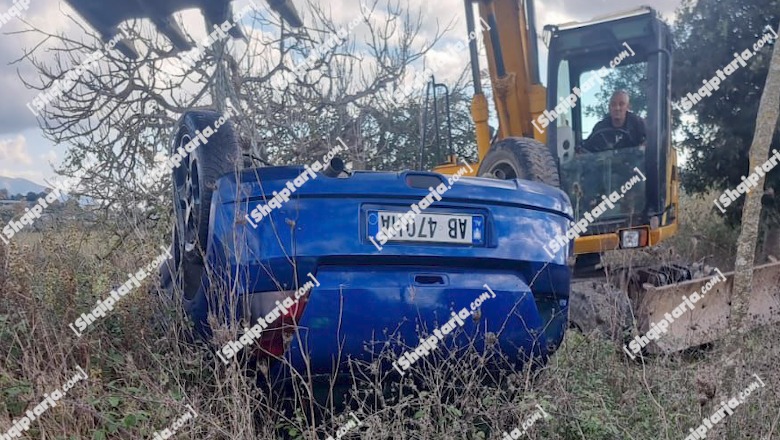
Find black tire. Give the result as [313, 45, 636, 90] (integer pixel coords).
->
[167, 110, 240, 301]
[477, 137, 560, 187]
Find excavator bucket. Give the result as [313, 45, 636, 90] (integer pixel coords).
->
[637, 261, 780, 353]
[64, 0, 302, 59]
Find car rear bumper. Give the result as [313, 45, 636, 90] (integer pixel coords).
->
[275, 265, 568, 374]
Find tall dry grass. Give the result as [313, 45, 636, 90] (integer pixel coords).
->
[0, 191, 777, 439]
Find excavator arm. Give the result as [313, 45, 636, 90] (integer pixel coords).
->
[432, 0, 547, 175]
[475, 0, 546, 144]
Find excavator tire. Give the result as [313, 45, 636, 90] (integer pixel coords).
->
[477, 137, 560, 187]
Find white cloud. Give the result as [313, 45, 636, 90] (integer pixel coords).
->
[0, 135, 32, 165]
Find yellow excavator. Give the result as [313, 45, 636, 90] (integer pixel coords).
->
[422, 0, 780, 353]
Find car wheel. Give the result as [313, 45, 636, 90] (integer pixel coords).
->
[169, 110, 240, 301]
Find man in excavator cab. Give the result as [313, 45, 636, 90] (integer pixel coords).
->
[580, 90, 646, 153]
[569, 89, 647, 216]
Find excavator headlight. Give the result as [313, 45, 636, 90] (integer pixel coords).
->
[621, 230, 641, 248]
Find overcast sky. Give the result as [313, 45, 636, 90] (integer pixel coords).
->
[0, 0, 681, 185]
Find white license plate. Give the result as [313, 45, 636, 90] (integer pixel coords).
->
[367, 211, 484, 245]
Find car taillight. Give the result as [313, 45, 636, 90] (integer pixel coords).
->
[249, 290, 310, 358]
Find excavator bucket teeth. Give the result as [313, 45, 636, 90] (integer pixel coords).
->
[637, 261, 780, 353]
[62, 0, 303, 59]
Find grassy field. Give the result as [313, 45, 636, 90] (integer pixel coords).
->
[0, 192, 777, 439]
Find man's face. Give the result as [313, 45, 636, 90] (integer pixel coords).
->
[609, 94, 629, 127]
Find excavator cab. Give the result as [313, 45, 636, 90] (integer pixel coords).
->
[423, 5, 678, 258]
[544, 8, 678, 257]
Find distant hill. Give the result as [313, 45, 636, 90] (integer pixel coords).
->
[0, 176, 46, 197]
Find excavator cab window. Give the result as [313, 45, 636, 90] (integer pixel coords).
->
[545, 8, 672, 233]
[558, 61, 649, 221]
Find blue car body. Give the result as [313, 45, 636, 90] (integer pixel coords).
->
[185, 166, 573, 377]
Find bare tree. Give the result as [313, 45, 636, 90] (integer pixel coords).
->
[12, 0, 451, 215]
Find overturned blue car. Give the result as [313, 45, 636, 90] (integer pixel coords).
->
[161, 110, 573, 379]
